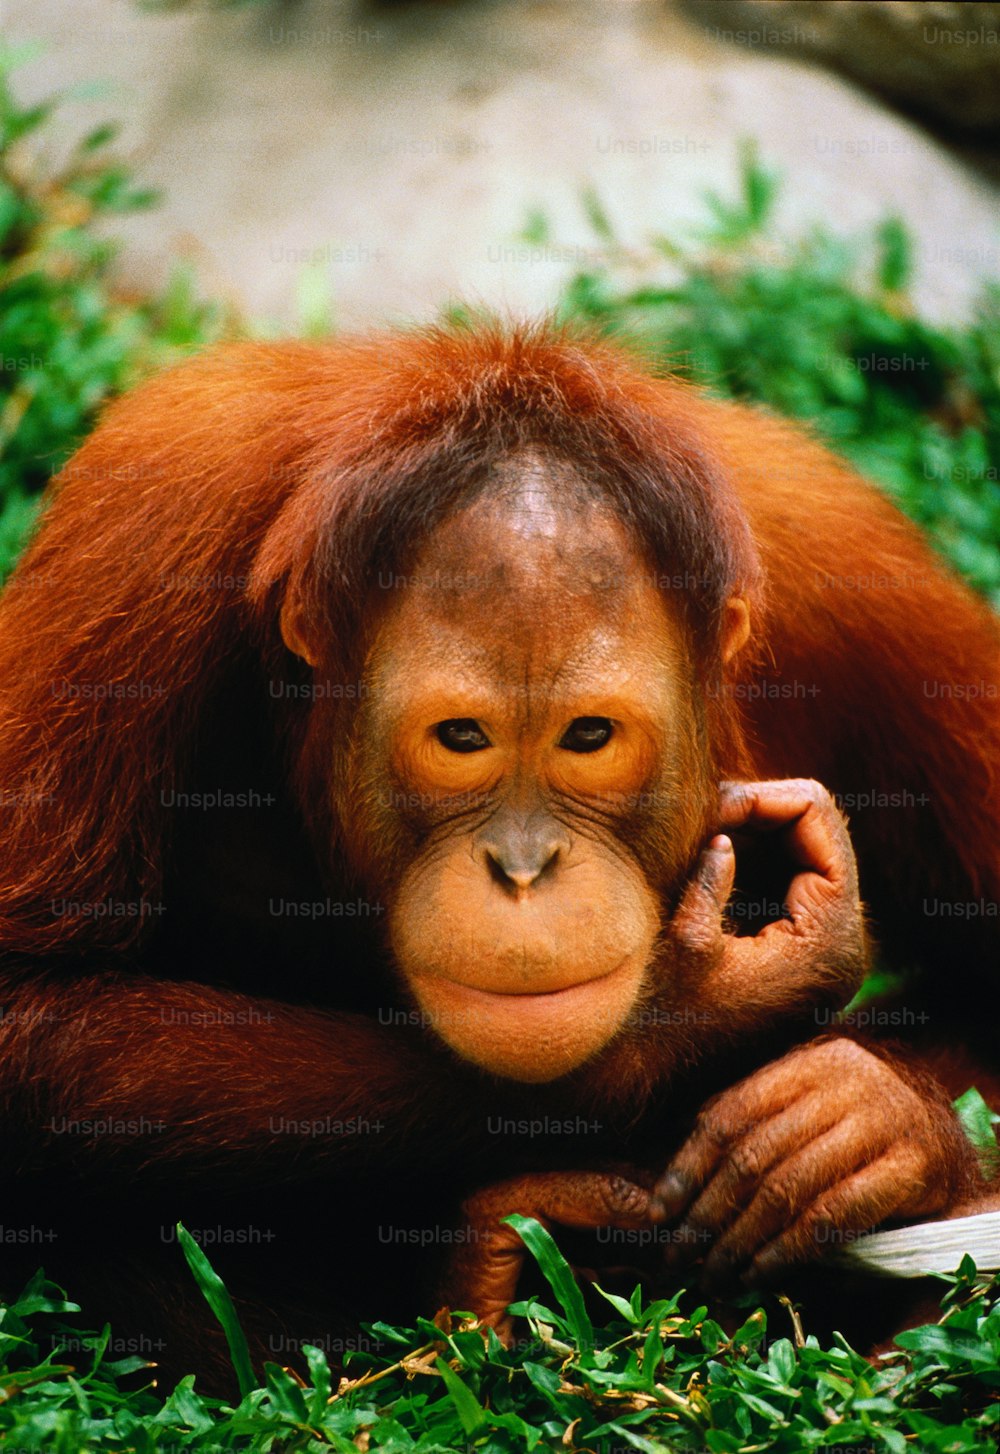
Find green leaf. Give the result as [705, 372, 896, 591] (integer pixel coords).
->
[954, 1086, 1000, 1176]
[767, 1337, 797, 1385]
[894, 1323, 998, 1367]
[175, 1222, 256, 1398]
[80, 122, 117, 152]
[640, 1318, 665, 1388]
[263, 1360, 310, 1420]
[434, 1355, 488, 1435]
[876, 216, 912, 293]
[581, 185, 616, 243]
[304, 1342, 332, 1419]
[503, 1213, 594, 1349]
[739, 139, 779, 232]
[519, 208, 550, 246]
[154, 1374, 216, 1434]
[594, 1284, 640, 1323]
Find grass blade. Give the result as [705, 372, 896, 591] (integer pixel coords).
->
[175, 1223, 255, 1398]
[503, 1214, 593, 1349]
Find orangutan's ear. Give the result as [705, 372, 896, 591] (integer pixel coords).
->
[721, 595, 751, 664]
[280, 594, 318, 666]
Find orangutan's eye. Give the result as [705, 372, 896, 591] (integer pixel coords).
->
[436, 719, 492, 753]
[559, 717, 613, 753]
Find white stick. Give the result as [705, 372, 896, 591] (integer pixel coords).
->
[839, 1211, 1000, 1277]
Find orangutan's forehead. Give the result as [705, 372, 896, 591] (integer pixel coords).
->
[408, 452, 648, 608]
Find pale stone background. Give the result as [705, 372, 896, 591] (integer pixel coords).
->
[4, 0, 998, 329]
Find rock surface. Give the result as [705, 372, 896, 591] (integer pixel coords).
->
[5, 0, 998, 328]
[700, 2, 1000, 132]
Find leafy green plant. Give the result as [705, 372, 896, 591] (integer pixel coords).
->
[0, 47, 232, 578]
[541, 145, 1000, 605]
[1, 1221, 998, 1451]
[955, 1087, 1000, 1178]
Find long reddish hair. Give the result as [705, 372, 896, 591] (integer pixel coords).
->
[0, 323, 760, 955]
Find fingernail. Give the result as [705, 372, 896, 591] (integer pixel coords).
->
[653, 1171, 689, 1215]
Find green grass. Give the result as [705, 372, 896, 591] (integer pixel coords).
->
[1, 1222, 998, 1452]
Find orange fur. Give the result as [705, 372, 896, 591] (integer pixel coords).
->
[0, 321, 996, 1390]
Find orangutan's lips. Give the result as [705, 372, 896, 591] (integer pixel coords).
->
[408, 953, 649, 1082]
[410, 954, 640, 1029]
[441, 959, 628, 998]
[421, 951, 636, 999]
